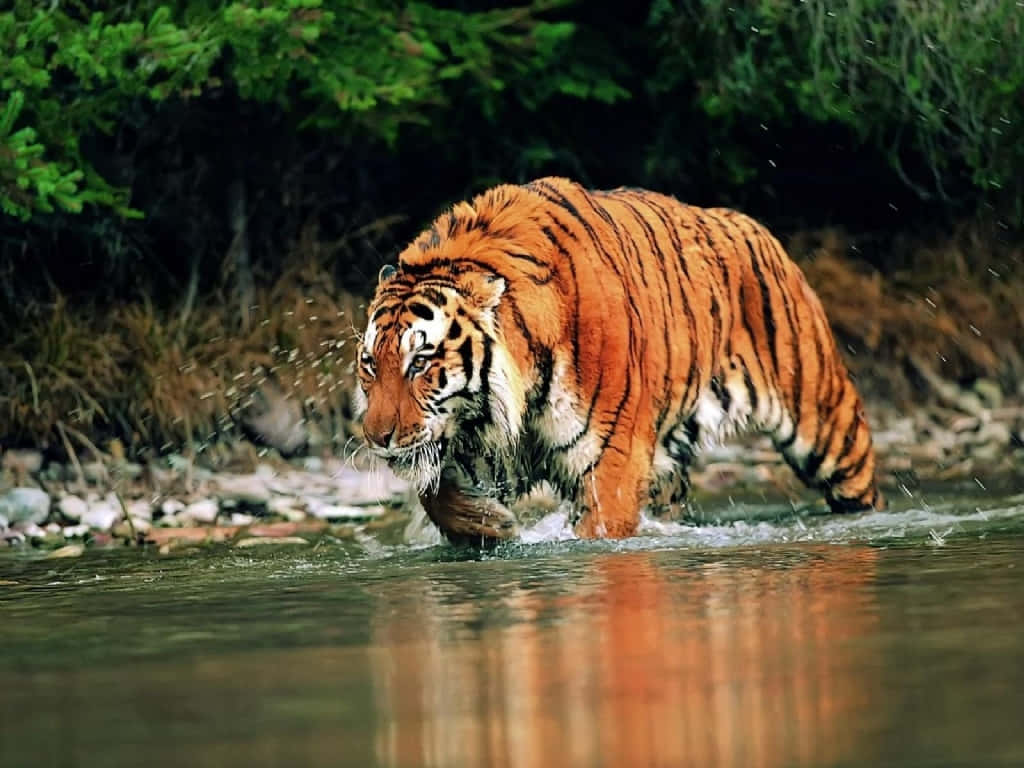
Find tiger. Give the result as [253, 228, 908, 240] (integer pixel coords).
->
[353, 177, 884, 544]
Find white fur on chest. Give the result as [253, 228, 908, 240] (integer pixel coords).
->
[531, 358, 600, 475]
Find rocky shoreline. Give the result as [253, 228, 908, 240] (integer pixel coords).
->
[2, 383, 1022, 555]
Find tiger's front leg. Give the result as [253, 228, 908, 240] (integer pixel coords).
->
[573, 435, 652, 539]
[420, 480, 520, 546]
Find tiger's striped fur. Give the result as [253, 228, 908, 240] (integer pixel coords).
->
[354, 177, 884, 542]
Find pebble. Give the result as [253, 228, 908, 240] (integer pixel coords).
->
[126, 499, 153, 521]
[211, 473, 270, 506]
[234, 536, 309, 548]
[81, 461, 108, 483]
[160, 499, 185, 518]
[229, 512, 255, 526]
[0, 513, 7, 531]
[58, 495, 88, 521]
[62, 524, 90, 538]
[47, 544, 85, 559]
[973, 378, 1003, 409]
[0, 487, 50, 525]
[182, 499, 219, 525]
[81, 501, 121, 532]
[20, 523, 47, 539]
[113, 518, 151, 538]
[307, 502, 386, 520]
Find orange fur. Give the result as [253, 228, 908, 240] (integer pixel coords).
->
[355, 178, 884, 542]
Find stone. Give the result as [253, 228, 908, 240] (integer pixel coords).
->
[182, 499, 219, 525]
[0, 487, 50, 525]
[47, 544, 84, 559]
[160, 499, 185, 518]
[113, 461, 144, 480]
[21, 523, 47, 539]
[126, 499, 153, 521]
[973, 378, 1004, 410]
[62, 524, 90, 538]
[307, 502, 386, 520]
[229, 512, 255, 526]
[113, 517, 151, 538]
[2, 449, 43, 475]
[211, 474, 271, 506]
[949, 415, 981, 434]
[0, 513, 7, 531]
[235, 536, 309, 548]
[238, 382, 308, 457]
[81, 461, 108, 483]
[81, 501, 121, 532]
[58, 495, 88, 521]
[974, 421, 1012, 447]
[302, 456, 324, 473]
[3, 530, 26, 545]
[327, 466, 411, 506]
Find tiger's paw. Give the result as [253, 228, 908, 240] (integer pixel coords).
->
[421, 484, 520, 546]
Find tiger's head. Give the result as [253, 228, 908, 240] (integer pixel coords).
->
[353, 263, 525, 492]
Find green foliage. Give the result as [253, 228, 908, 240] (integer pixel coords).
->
[649, 0, 1024, 203]
[0, 0, 622, 219]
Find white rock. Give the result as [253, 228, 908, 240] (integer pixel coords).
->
[127, 499, 153, 521]
[21, 522, 47, 539]
[58, 495, 88, 521]
[268, 496, 304, 514]
[211, 474, 270, 505]
[229, 512, 255, 526]
[182, 499, 219, 524]
[0, 487, 50, 525]
[0, 513, 8, 531]
[160, 499, 185, 517]
[235, 536, 309, 548]
[307, 501, 385, 520]
[62, 524, 90, 538]
[82, 501, 121, 532]
[45, 522, 62, 535]
[327, 466, 410, 506]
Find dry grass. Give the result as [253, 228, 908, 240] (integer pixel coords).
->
[0, 256, 365, 461]
[790, 222, 1024, 402]
[1, 222, 1021, 458]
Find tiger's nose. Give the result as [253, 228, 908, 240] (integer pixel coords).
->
[364, 424, 394, 449]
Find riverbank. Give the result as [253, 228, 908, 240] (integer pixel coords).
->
[2, 378, 1021, 554]
[1, 220, 1021, 553]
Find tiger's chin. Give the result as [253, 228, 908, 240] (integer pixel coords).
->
[376, 441, 444, 495]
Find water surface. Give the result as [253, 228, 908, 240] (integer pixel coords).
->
[2, 486, 1023, 767]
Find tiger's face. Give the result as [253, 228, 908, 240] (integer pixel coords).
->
[353, 267, 519, 492]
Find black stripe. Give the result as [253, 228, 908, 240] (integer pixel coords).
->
[408, 302, 435, 321]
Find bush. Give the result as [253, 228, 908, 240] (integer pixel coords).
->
[648, 0, 1024, 210]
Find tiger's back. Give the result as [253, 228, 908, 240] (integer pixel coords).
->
[356, 177, 883, 542]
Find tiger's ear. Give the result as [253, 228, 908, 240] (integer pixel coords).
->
[378, 264, 397, 284]
[457, 270, 506, 311]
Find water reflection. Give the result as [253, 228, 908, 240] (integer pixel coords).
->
[369, 547, 880, 768]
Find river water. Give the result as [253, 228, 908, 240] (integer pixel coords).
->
[2, 485, 1023, 767]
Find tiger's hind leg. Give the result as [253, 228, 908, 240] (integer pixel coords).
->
[773, 377, 885, 514]
[647, 438, 695, 521]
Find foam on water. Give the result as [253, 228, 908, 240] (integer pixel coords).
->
[510, 493, 1024, 552]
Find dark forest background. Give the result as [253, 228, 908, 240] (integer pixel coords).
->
[2, 0, 1022, 460]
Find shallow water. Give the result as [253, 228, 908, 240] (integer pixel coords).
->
[2, 485, 1024, 768]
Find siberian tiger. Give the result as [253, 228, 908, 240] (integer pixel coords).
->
[353, 177, 884, 543]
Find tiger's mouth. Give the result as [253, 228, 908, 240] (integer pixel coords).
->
[371, 438, 447, 493]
